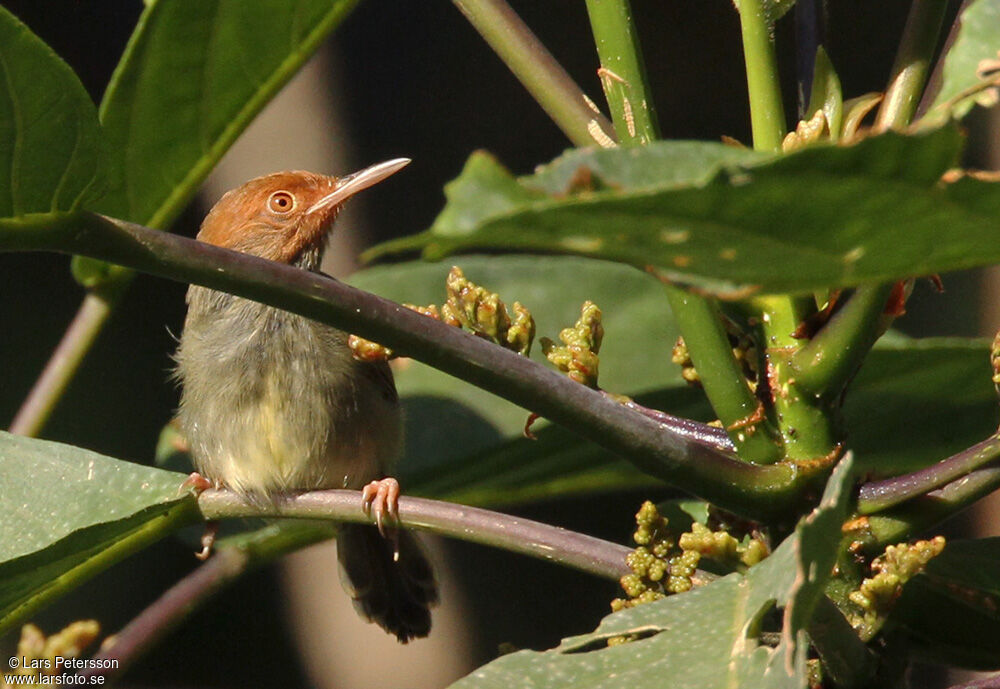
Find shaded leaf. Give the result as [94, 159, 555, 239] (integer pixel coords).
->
[364, 126, 1000, 296]
[0, 6, 107, 218]
[96, 0, 361, 226]
[847, 338, 997, 475]
[448, 458, 855, 689]
[925, 0, 1000, 122]
[0, 432, 197, 636]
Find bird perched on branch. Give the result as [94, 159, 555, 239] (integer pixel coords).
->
[173, 159, 437, 642]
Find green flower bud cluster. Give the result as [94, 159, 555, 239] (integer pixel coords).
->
[848, 536, 946, 640]
[612, 502, 773, 618]
[11, 620, 100, 680]
[348, 304, 443, 362]
[444, 266, 536, 356]
[348, 267, 537, 361]
[678, 522, 768, 569]
[541, 301, 604, 387]
[991, 330, 1000, 389]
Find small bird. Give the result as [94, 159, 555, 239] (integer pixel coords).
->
[173, 160, 437, 642]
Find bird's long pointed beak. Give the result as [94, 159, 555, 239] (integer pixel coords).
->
[307, 158, 411, 215]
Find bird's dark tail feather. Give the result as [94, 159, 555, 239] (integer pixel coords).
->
[336, 523, 438, 642]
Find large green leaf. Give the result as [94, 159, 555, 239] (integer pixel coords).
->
[847, 338, 997, 475]
[925, 0, 1000, 122]
[890, 538, 1000, 669]
[0, 432, 196, 637]
[364, 126, 1000, 296]
[447, 458, 855, 689]
[0, 6, 107, 218]
[95, 0, 360, 226]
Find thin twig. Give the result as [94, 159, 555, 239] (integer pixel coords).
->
[80, 522, 336, 681]
[858, 434, 1000, 513]
[451, 0, 617, 148]
[9, 292, 118, 436]
[0, 211, 806, 519]
[874, 0, 949, 131]
[198, 489, 633, 579]
[81, 548, 250, 681]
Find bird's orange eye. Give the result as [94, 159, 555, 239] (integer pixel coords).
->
[267, 190, 295, 214]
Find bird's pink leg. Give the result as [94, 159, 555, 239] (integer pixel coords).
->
[178, 473, 218, 560]
[361, 478, 401, 560]
[179, 471, 214, 495]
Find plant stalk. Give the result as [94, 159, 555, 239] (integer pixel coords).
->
[792, 284, 894, 398]
[585, 0, 782, 463]
[198, 489, 633, 580]
[875, 0, 949, 131]
[584, 0, 659, 144]
[451, 0, 617, 148]
[857, 434, 1000, 514]
[9, 289, 123, 436]
[861, 464, 1000, 547]
[80, 523, 336, 681]
[737, 0, 788, 152]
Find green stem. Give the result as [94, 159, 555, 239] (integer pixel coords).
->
[792, 284, 894, 398]
[585, 0, 783, 463]
[737, 0, 787, 152]
[735, 0, 835, 462]
[875, 0, 949, 131]
[667, 289, 783, 463]
[755, 295, 838, 461]
[0, 498, 201, 638]
[0, 211, 810, 519]
[584, 0, 660, 144]
[451, 0, 617, 148]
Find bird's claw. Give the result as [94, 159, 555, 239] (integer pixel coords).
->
[195, 521, 219, 561]
[362, 478, 401, 559]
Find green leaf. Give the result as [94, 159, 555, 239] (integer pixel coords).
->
[364, 126, 1000, 296]
[0, 432, 197, 637]
[925, 0, 1000, 123]
[890, 538, 1000, 669]
[95, 0, 361, 226]
[348, 255, 690, 504]
[0, 6, 107, 218]
[447, 457, 854, 689]
[847, 338, 997, 475]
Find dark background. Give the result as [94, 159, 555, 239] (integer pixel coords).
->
[0, 2, 987, 687]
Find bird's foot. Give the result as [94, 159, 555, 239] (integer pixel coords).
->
[179, 471, 214, 496]
[361, 478, 401, 560]
[195, 521, 219, 561]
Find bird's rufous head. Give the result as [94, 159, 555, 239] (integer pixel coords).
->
[197, 159, 410, 267]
